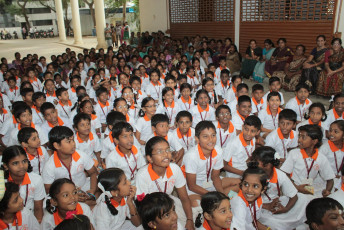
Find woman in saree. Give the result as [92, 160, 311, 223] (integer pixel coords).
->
[316, 38, 344, 97]
[226, 44, 241, 75]
[241, 39, 262, 79]
[274, 45, 307, 91]
[301, 35, 328, 93]
[265, 38, 293, 78]
[252, 39, 275, 83]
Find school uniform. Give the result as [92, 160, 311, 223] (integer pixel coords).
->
[41, 203, 95, 230]
[231, 110, 247, 131]
[285, 97, 312, 122]
[67, 87, 78, 104]
[31, 106, 45, 126]
[280, 148, 335, 197]
[176, 96, 194, 112]
[101, 132, 116, 159]
[135, 89, 147, 107]
[329, 184, 344, 208]
[108, 89, 116, 104]
[251, 97, 264, 114]
[25, 146, 49, 175]
[296, 119, 328, 141]
[75, 131, 101, 165]
[136, 115, 154, 142]
[223, 133, 256, 178]
[208, 91, 220, 108]
[265, 128, 298, 159]
[29, 77, 43, 92]
[140, 73, 150, 89]
[324, 108, 344, 128]
[0, 207, 40, 230]
[42, 151, 95, 191]
[227, 99, 238, 115]
[0, 115, 16, 150]
[169, 128, 196, 152]
[145, 81, 164, 101]
[146, 132, 184, 153]
[182, 145, 224, 195]
[215, 81, 231, 100]
[7, 123, 48, 146]
[156, 101, 181, 126]
[94, 100, 113, 124]
[224, 86, 236, 105]
[258, 106, 281, 131]
[214, 66, 230, 85]
[0, 108, 11, 131]
[262, 91, 285, 108]
[56, 100, 73, 122]
[41, 116, 73, 138]
[5, 86, 19, 102]
[45, 91, 57, 104]
[231, 190, 263, 230]
[186, 75, 200, 92]
[0, 93, 11, 111]
[106, 145, 146, 184]
[90, 114, 102, 134]
[190, 104, 216, 128]
[128, 104, 139, 121]
[213, 121, 236, 149]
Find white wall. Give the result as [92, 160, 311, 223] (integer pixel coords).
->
[334, 0, 344, 41]
[139, 0, 169, 33]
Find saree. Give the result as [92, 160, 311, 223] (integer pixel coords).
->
[253, 47, 275, 82]
[226, 52, 241, 74]
[241, 46, 262, 78]
[316, 49, 344, 97]
[265, 47, 293, 78]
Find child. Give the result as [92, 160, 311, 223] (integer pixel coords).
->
[164, 75, 180, 100]
[251, 146, 308, 230]
[170, 111, 196, 152]
[215, 69, 231, 103]
[319, 120, 344, 190]
[177, 83, 194, 112]
[145, 69, 164, 103]
[285, 83, 312, 123]
[31, 92, 46, 126]
[94, 86, 113, 132]
[130, 76, 147, 106]
[325, 94, 344, 128]
[223, 115, 260, 179]
[194, 192, 232, 230]
[214, 57, 230, 85]
[230, 167, 269, 230]
[190, 89, 216, 128]
[121, 87, 138, 120]
[44, 79, 57, 104]
[213, 105, 236, 149]
[27, 68, 42, 92]
[156, 87, 181, 127]
[135, 136, 194, 229]
[0, 182, 40, 229]
[265, 109, 298, 160]
[5, 76, 19, 103]
[224, 75, 242, 104]
[18, 127, 49, 175]
[262, 77, 285, 108]
[42, 126, 97, 199]
[186, 66, 200, 92]
[54, 214, 92, 230]
[0, 97, 11, 135]
[56, 87, 72, 122]
[258, 92, 282, 138]
[41, 178, 95, 230]
[135, 97, 156, 146]
[231, 95, 252, 132]
[68, 75, 81, 104]
[105, 122, 146, 184]
[202, 77, 221, 108]
[20, 88, 34, 108]
[78, 99, 101, 136]
[73, 113, 102, 170]
[2, 146, 46, 223]
[113, 97, 136, 131]
[227, 83, 249, 113]
[281, 124, 335, 197]
[251, 84, 265, 115]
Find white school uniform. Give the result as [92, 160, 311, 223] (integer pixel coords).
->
[67, 87, 78, 104]
[31, 106, 45, 126]
[227, 98, 238, 114]
[213, 121, 236, 149]
[258, 106, 281, 131]
[214, 66, 230, 85]
[251, 97, 264, 114]
[265, 128, 298, 159]
[5, 86, 19, 102]
[90, 114, 102, 133]
[0, 109, 11, 131]
[285, 97, 312, 122]
[135, 89, 147, 107]
[41, 116, 73, 138]
[190, 104, 216, 128]
[29, 77, 43, 92]
[280, 148, 335, 197]
[94, 100, 113, 124]
[186, 75, 200, 92]
[156, 101, 181, 126]
[262, 91, 285, 108]
[56, 100, 73, 122]
[75, 131, 101, 164]
[0, 208, 40, 230]
[231, 190, 263, 230]
[136, 115, 154, 142]
[128, 103, 140, 120]
[108, 88, 116, 104]
[182, 145, 224, 195]
[223, 133, 256, 178]
[145, 81, 164, 101]
[25, 146, 49, 175]
[296, 119, 328, 141]
[45, 91, 57, 104]
[0, 93, 11, 111]
[0, 114, 15, 149]
[7, 123, 48, 146]
[215, 81, 230, 99]
[169, 128, 196, 152]
[224, 86, 237, 105]
[42, 151, 94, 191]
[329, 185, 344, 208]
[324, 108, 344, 128]
[146, 132, 184, 153]
[319, 140, 344, 190]
[231, 110, 247, 131]
[208, 91, 220, 108]
[105, 145, 146, 184]
[41, 202, 95, 230]
[101, 132, 116, 159]
[140, 73, 150, 90]
[176, 96, 194, 112]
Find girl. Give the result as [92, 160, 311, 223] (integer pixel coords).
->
[157, 87, 181, 128]
[202, 77, 221, 108]
[1, 146, 45, 223]
[325, 94, 344, 128]
[319, 120, 344, 190]
[0, 182, 40, 229]
[41, 178, 95, 230]
[281, 124, 335, 197]
[195, 192, 232, 230]
[186, 66, 200, 92]
[54, 214, 93, 230]
[164, 75, 180, 100]
[251, 146, 309, 230]
[0, 97, 11, 132]
[70, 93, 90, 120]
[213, 105, 236, 149]
[44, 79, 57, 105]
[135, 97, 156, 145]
[190, 89, 216, 127]
[224, 75, 242, 104]
[92, 168, 140, 230]
[230, 166, 269, 230]
[121, 87, 138, 119]
[78, 99, 101, 137]
[130, 76, 147, 107]
[145, 69, 165, 103]
[193, 57, 205, 83]
[113, 98, 136, 130]
[177, 83, 194, 112]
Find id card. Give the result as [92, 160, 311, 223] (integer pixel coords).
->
[203, 181, 213, 189]
[301, 178, 313, 185]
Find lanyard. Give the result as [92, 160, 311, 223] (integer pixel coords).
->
[24, 184, 28, 207]
[184, 101, 191, 110]
[206, 155, 213, 182]
[60, 158, 73, 181]
[333, 151, 344, 175]
[271, 114, 277, 129]
[304, 158, 315, 179]
[123, 152, 137, 180]
[281, 139, 287, 158]
[61, 104, 70, 119]
[244, 146, 252, 158]
[0, 114, 4, 123]
[219, 128, 229, 148]
[154, 180, 167, 193]
[181, 134, 189, 150]
[37, 111, 44, 123]
[6, 216, 19, 230]
[100, 105, 108, 117]
[298, 105, 304, 122]
[265, 181, 280, 201]
[200, 110, 208, 121]
[249, 202, 259, 230]
[153, 84, 160, 97]
[166, 107, 174, 123]
[31, 80, 40, 90]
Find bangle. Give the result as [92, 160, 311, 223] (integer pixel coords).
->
[187, 218, 193, 222]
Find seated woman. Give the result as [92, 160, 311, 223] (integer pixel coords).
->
[275, 44, 307, 92]
[253, 39, 275, 83]
[241, 39, 262, 79]
[316, 38, 344, 97]
[265, 38, 293, 78]
[226, 44, 241, 75]
[301, 35, 328, 94]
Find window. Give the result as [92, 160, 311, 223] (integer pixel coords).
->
[32, 20, 53, 26]
[27, 8, 51, 14]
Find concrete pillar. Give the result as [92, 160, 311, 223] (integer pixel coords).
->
[234, 0, 240, 49]
[54, 0, 66, 42]
[70, 0, 83, 45]
[94, 0, 107, 49]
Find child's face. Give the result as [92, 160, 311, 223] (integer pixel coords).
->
[197, 93, 210, 108]
[318, 208, 344, 230]
[209, 66, 216, 72]
[329, 123, 344, 143]
[241, 174, 264, 203]
[163, 91, 174, 104]
[309, 107, 323, 124]
[298, 131, 317, 149]
[23, 92, 33, 103]
[203, 81, 215, 93]
[143, 100, 157, 116]
[187, 69, 194, 76]
[26, 132, 41, 149]
[150, 73, 159, 83]
[98, 92, 108, 104]
[17, 110, 32, 126]
[80, 102, 93, 115]
[196, 128, 216, 153]
[233, 78, 242, 88]
[52, 183, 78, 211]
[4, 154, 29, 178]
[151, 205, 178, 230]
[34, 96, 46, 108]
[252, 90, 264, 101]
[219, 60, 226, 67]
[55, 76, 62, 84]
[269, 81, 281, 92]
[165, 80, 176, 89]
[148, 141, 172, 168]
[268, 96, 281, 111]
[8, 80, 16, 88]
[114, 100, 128, 116]
[181, 88, 191, 98]
[43, 108, 58, 123]
[54, 136, 76, 155]
[131, 80, 141, 92]
[278, 118, 295, 136]
[177, 117, 192, 134]
[237, 88, 248, 97]
[153, 122, 169, 137]
[242, 125, 260, 141]
[178, 78, 187, 85]
[217, 108, 231, 124]
[119, 75, 129, 86]
[206, 199, 232, 229]
[237, 102, 252, 117]
[257, 160, 273, 176]
[45, 73, 53, 80]
[334, 97, 344, 114]
[117, 130, 134, 150]
[76, 119, 91, 136]
[110, 80, 118, 89]
[7, 192, 24, 214]
[296, 88, 310, 103]
[71, 78, 80, 88]
[220, 74, 229, 83]
[28, 70, 35, 78]
[122, 89, 134, 103]
[59, 91, 69, 101]
[113, 174, 132, 198]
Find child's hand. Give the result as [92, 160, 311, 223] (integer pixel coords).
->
[128, 185, 137, 201]
[322, 189, 331, 197]
[77, 190, 88, 202]
[273, 202, 287, 214]
[297, 184, 313, 195]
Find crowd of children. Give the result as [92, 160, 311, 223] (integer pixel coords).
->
[0, 32, 343, 230]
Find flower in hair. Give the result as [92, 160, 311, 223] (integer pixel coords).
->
[65, 210, 77, 220]
[137, 193, 145, 201]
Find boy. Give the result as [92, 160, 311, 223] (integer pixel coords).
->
[27, 67, 42, 92]
[42, 126, 97, 202]
[223, 115, 261, 178]
[21, 88, 34, 107]
[164, 75, 180, 100]
[5, 76, 19, 103]
[214, 57, 230, 85]
[213, 105, 236, 149]
[262, 77, 284, 109]
[177, 74, 187, 89]
[18, 127, 49, 175]
[215, 69, 231, 103]
[231, 95, 252, 132]
[32, 92, 46, 126]
[105, 121, 146, 184]
[227, 83, 249, 113]
[94, 86, 113, 132]
[258, 91, 281, 138]
[68, 75, 81, 104]
[251, 84, 265, 115]
[56, 87, 72, 122]
[186, 66, 200, 92]
[285, 83, 312, 123]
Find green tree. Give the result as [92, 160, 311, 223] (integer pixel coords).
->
[105, 0, 126, 23]
[0, 0, 31, 29]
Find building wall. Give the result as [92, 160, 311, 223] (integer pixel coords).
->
[139, 0, 169, 33]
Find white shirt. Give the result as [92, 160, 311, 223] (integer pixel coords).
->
[285, 97, 312, 122]
[214, 66, 230, 85]
[190, 104, 216, 128]
[213, 121, 236, 149]
[329, 188, 344, 208]
[258, 107, 281, 131]
[0, 109, 11, 131]
[8, 124, 48, 146]
[25, 146, 49, 175]
[31, 107, 45, 126]
[0, 208, 40, 230]
[176, 96, 194, 112]
[68, 88, 78, 104]
[224, 86, 237, 105]
[186, 75, 200, 90]
[56, 100, 73, 122]
[262, 91, 285, 108]
[265, 128, 298, 159]
[231, 110, 247, 131]
[0, 93, 11, 111]
[145, 81, 164, 101]
[45, 92, 57, 104]
[94, 100, 113, 124]
[29, 77, 43, 92]
[41, 116, 73, 138]
[169, 128, 197, 152]
[75, 131, 101, 162]
[296, 119, 328, 140]
[5, 86, 19, 102]
[324, 108, 344, 128]
[156, 101, 181, 126]
[251, 98, 264, 114]
[215, 81, 230, 98]
[136, 115, 153, 142]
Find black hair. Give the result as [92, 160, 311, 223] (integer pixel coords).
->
[96, 86, 108, 98]
[220, 69, 230, 76]
[70, 75, 81, 84]
[20, 87, 34, 97]
[32, 92, 46, 103]
[48, 126, 74, 151]
[179, 83, 192, 98]
[329, 94, 344, 110]
[304, 102, 327, 121]
[252, 84, 264, 93]
[295, 82, 310, 92]
[151, 113, 169, 127]
[251, 146, 280, 167]
[149, 69, 161, 80]
[194, 89, 211, 105]
[77, 99, 93, 114]
[1, 146, 33, 178]
[202, 77, 218, 104]
[241, 165, 269, 190]
[278, 109, 297, 123]
[215, 104, 231, 117]
[277, 38, 287, 44]
[330, 120, 344, 133]
[137, 192, 175, 230]
[40, 102, 56, 115]
[98, 168, 125, 216]
[17, 127, 38, 144]
[231, 75, 242, 84]
[0, 182, 20, 219]
[298, 124, 323, 148]
[161, 87, 174, 106]
[264, 39, 274, 47]
[138, 97, 155, 117]
[267, 91, 281, 101]
[46, 178, 75, 214]
[175, 110, 192, 123]
[13, 103, 32, 120]
[129, 75, 141, 85]
[106, 111, 126, 127]
[177, 74, 187, 82]
[145, 136, 169, 157]
[244, 115, 262, 130]
[54, 214, 92, 230]
[238, 95, 251, 106]
[331, 38, 342, 46]
[195, 121, 216, 138]
[296, 44, 306, 53]
[237, 83, 249, 93]
[113, 97, 127, 108]
[73, 112, 91, 128]
[268, 77, 280, 85]
[111, 121, 134, 140]
[306, 197, 343, 230]
[75, 86, 86, 94]
[56, 87, 68, 98]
